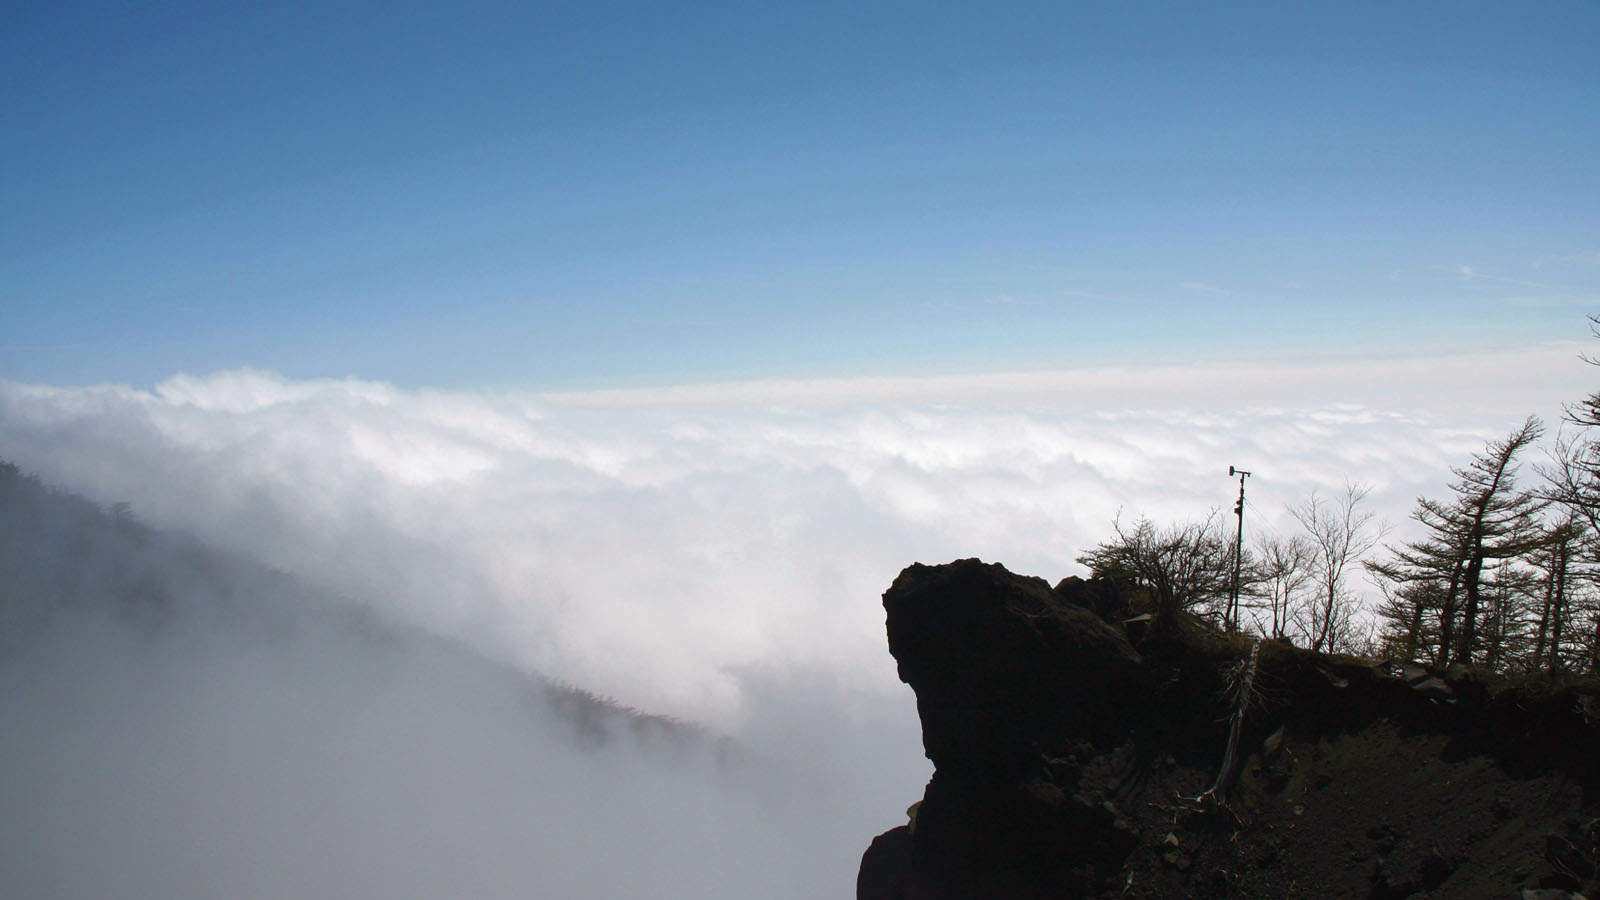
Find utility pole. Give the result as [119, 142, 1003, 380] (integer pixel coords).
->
[1228, 466, 1251, 632]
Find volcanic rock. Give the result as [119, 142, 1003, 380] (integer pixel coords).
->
[861, 559, 1600, 900]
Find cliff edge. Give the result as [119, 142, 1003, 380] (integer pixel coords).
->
[859, 559, 1600, 900]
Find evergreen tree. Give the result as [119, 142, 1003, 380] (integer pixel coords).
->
[1526, 511, 1591, 673]
[1368, 417, 1543, 667]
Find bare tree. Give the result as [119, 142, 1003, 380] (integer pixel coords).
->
[1289, 483, 1385, 654]
[1590, 611, 1600, 675]
[1542, 316, 1600, 530]
[1248, 532, 1312, 640]
[1077, 511, 1235, 634]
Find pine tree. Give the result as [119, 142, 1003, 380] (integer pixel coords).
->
[1527, 511, 1590, 673]
[1368, 417, 1543, 667]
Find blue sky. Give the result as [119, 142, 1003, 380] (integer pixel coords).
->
[2, 11, 1597, 891]
[5, 0, 1598, 389]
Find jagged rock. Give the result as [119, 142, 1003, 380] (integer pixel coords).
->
[1411, 675, 1457, 703]
[1052, 573, 1127, 622]
[856, 825, 913, 900]
[881, 560, 1145, 898]
[884, 558, 1146, 772]
[1369, 845, 1457, 900]
[863, 559, 1600, 900]
[1399, 661, 1430, 683]
[1548, 833, 1597, 886]
[1262, 725, 1286, 760]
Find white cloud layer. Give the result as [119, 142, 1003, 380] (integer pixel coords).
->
[1, 344, 1588, 720]
[0, 345, 1589, 898]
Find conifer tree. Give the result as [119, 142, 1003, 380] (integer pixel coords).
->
[1368, 417, 1543, 667]
[1526, 511, 1590, 673]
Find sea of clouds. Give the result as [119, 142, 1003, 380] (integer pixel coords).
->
[0, 342, 1588, 899]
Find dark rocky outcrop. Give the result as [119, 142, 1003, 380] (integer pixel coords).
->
[861, 559, 1600, 900]
[857, 824, 913, 900]
[884, 559, 1147, 772]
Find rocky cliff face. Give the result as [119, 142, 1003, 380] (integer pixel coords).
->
[859, 559, 1600, 900]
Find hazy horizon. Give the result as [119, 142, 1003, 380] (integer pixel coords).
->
[4, 1, 1597, 896]
[3, 343, 1588, 720]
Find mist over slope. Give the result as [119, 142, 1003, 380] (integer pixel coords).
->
[0, 364, 1559, 720]
[0, 358, 1582, 897]
[0, 465, 920, 899]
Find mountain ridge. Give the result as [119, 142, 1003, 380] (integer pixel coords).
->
[860, 558, 1600, 900]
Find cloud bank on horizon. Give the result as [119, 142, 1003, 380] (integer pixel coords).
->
[6, 2, 1597, 895]
[2, 343, 1593, 898]
[2, 342, 1588, 722]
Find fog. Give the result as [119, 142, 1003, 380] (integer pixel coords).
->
[0, 469, 919, 899]
[0, 351, 1585, 897]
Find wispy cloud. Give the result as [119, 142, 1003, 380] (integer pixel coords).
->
[1451, 264, 1554, 289]
[1533, 250, 1600, 270]
[1496, 294, 1596, 310]
[1178, 281, 1231, 295]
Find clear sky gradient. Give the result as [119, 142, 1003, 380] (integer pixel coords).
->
[5, 0, 1598, 389]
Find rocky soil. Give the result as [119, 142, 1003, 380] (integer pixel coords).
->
[858, 559, 1600, 900]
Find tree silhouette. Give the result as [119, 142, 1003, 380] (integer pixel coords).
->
[1369, 417, 1543, 667]
[1077, 511, 1235, 634]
